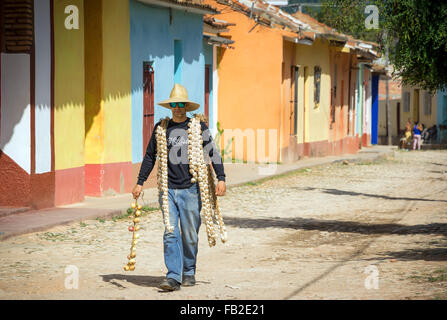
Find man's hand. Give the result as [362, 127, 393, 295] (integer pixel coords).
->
[132, 184, 143, 199]
[216, 181, 226, 196]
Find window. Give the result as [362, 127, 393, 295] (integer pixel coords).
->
[314, 66, 321, 108]
[403, 91, 410, 112]
[423, 92, 432, 115]
[174, 40, 182, 83]
[1, 0, 34, 53]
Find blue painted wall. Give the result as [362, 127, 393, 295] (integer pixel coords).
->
[371, 74, 379, 145]
[130, 0, 206, 163]
[437, 89, 447, 143]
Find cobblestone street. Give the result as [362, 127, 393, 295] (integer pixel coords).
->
[1, 150, 446, 300]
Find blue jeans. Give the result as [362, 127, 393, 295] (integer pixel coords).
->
[158, 183, 202, 283]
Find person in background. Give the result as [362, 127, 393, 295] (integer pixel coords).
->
[413, 121, 423, 150]
[400, 125, 412, 150]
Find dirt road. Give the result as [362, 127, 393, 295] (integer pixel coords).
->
[1, 150, 446, 300]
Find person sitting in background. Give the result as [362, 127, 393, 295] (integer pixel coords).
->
[399, 125, 412, 150]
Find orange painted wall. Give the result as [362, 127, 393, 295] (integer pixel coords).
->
[204, 0, 297, 163]
[329, 49, 350, 143]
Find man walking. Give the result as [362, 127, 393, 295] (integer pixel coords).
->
[132, 84, 226, 291]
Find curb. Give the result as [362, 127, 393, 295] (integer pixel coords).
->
[226, 148, 396, 189]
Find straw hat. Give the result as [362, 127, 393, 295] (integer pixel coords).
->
[158, 84, 200, 112]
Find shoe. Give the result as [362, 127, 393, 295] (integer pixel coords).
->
[182, 275, 196, 287]
[159, 278, 181, 291]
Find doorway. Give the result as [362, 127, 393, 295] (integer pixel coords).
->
[303, 66, 309, 143]
[413, 89, 420, 123]
[143, 62, 154, 154]
[291, 65, 299, 136]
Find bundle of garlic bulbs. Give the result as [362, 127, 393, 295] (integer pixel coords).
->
[123, 201, 142, 271]
[156, 114, 226, 247]
[155, 117, 175, 233]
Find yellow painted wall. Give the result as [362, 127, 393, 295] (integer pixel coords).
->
[103, 0, 132, 164]
[401, 86, 438, 128]
[328, 49, 351, 142]
[378, 99, 401, 137]
[54, 0, 85, 170]
[295, 38, 331, 143]
[84, 0, 103, 164]
[380, 85, 437, 139]
[85, 0, 131, 165]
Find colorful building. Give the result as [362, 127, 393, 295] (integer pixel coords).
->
[128, 0, 218, 190]
[1, 0, 85, 208]
[398, 86, 447, 143]
[203, 0, 380, 163]
[202, 0, 309, 164]
[0, 0, 218, 208]
[376, 73, 402, 145]
[0, 0, 384, 210]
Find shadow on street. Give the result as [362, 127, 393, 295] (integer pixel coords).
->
[224, 216, 447, 237]
[298, 187, 447, 203]
[100, 274, 165, 289]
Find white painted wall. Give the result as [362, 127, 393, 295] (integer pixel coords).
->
[1, 54, 31, 174]
[34, 0, 52, 173]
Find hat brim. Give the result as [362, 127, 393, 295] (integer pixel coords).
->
[158, 98, 200, 112]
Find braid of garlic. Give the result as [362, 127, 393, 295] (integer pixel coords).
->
[155, 114, 226, 244]
[187, 114, 227, 247]
[156, 117, 174, 233]
[207, 164, 227, 243]
[188, 116, 216, 247]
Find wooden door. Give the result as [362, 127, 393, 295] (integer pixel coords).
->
[143, 62, 154, 154]
[303, 66, 308, 143]
[339, 80, 345, 139]
[413, 89, 420, 123]
[290, 65, 299, 135]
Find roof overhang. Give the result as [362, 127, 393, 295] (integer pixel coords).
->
[319, 34, 347, 42]
[356, 50, 379, 61]
[235, 0, 310, 32]
[203, 34, 235, 47]
[283, 35, 314, 46]
[204, 23, 230, 34]
[137, 0, 219, 15]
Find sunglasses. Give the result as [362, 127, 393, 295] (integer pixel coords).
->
[169, 102, 186, 108]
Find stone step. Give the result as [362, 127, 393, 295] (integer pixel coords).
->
[421, 144, 447, 150]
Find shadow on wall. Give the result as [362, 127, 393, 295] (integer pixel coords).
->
[1, 1, 205, 155]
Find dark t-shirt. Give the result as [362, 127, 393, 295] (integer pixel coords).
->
[137, 117, 226, 189]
